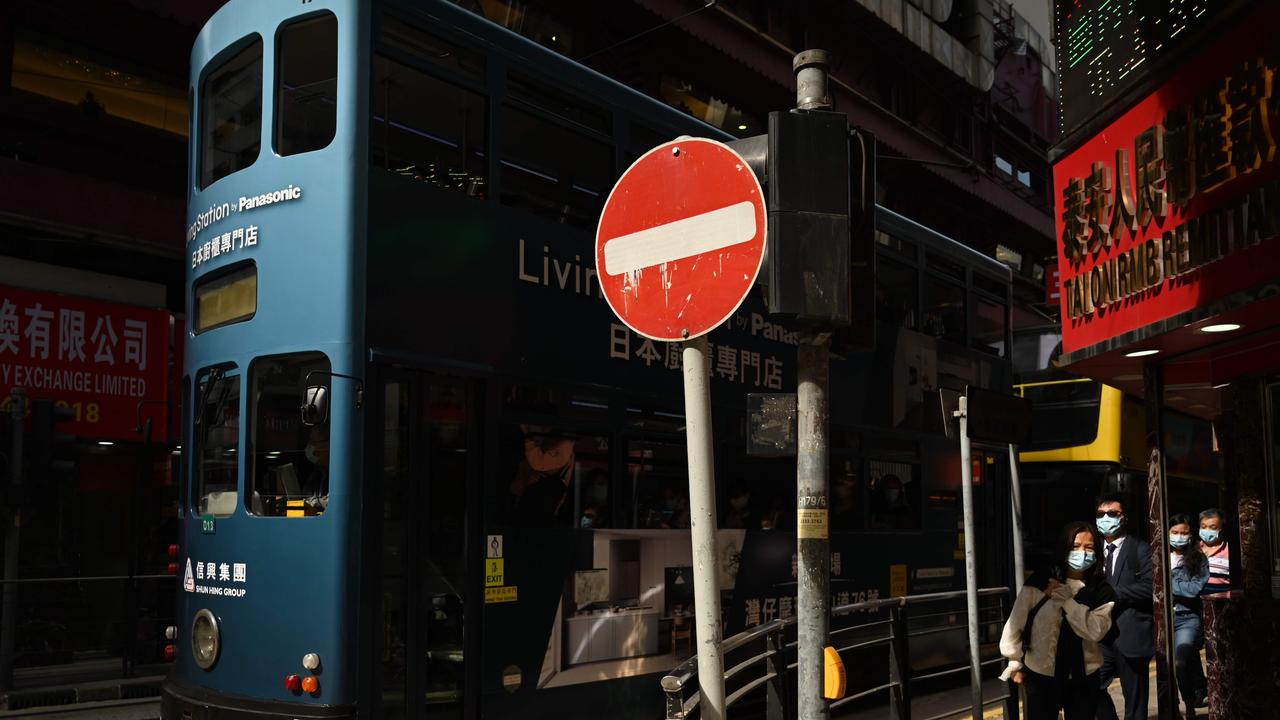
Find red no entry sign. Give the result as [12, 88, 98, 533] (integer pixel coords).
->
[595, 138, 767, 342]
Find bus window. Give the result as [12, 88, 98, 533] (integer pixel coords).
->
[247, 353, 331, 517]
[195, 368, 240, 517]
[275, 12, 337, 157]
[972, 296, 1007, 357]
[200, 36, 262, 188]
[500, 105, 612, 228]
[371, 54, 487, 196]
[868, 460, 919, 530]
[876, 254, 917, 330]
[923, 275, 965, 346]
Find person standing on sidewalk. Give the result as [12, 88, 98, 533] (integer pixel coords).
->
[1094, 493, 1154, 720]
[1198, 509, 1231, 595]
[1000, 520, 1115, 720]
[1168, 515, 1210, 719]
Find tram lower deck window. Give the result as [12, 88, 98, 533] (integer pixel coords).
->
[196, 369, 241, 518]
[248, 353, 331, 517]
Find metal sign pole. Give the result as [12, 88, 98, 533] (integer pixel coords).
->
[681, 336, 725, 720]
[1008, 443, 1025, 595]
[796, 338, 831, 720]
[0, 388, 25, 691]
[955, 396, 983, 720]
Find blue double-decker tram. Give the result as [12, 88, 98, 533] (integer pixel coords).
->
[169, 1, 1017, 719]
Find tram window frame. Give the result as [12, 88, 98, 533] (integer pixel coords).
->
[867, 458, 922, 531]
[246, 352, 332, 517]
[274, 11, 338, 157]
[498, 101, 613, 228]
[376, 10, 486, 85]
[199, 34, 263, 189]
[369, 52, 488, 197]
[506, 71, 610, 135]
[194, 365, 241, 518]
[971, 294, 1008, 358]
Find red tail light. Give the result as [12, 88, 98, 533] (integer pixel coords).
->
[284, 674, 302, 692]
[168, 544, 179, 558]
[167, 562, 178, 575]
[164, 644, 176, 662]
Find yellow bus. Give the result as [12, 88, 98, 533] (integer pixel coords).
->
[1013, 376, 1222, 567]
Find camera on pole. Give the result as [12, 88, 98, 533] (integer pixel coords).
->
[30, 398, 77, 482]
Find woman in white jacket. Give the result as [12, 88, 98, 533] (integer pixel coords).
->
[1000, 520, 1117, 720]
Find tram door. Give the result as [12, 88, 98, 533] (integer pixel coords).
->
[376, 369, 480, 720]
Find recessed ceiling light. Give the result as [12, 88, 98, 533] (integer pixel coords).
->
[97, 441, 114, 446]
[1212, 382, 1230, 389]
[1125, 349, 1160, 358]
[737, 124, 748, 130]
[1200, 323, 1241, 333]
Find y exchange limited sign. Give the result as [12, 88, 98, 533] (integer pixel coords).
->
[0, 285, 171, 441]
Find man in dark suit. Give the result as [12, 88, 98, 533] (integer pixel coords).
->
[1095, 493, 1154, 720]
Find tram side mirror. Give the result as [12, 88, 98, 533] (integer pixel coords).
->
[301, 386, 329, 427]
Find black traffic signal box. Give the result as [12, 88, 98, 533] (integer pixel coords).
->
[30, 398, 76, 481]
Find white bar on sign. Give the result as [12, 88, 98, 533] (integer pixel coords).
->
[602, 201, 756, 276]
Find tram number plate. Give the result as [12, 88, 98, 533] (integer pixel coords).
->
[485, 559, 504, 587]
[201, 514, 215, 534]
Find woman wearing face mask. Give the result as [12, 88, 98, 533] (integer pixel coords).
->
[999, 521, 1116, 720]
[1197, 508, 1231, 595]
[1168, 514, 1210, 718]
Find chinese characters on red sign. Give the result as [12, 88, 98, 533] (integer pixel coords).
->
[1054, 4, 1280, 355]
[0, 285, 171, 441]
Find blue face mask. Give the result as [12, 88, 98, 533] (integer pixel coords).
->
[1097, 515, 1122, 536]
[1169, 534, 1191, 548]
[1199, 528, 1219, 544]
[1068, 550, 1096, 571]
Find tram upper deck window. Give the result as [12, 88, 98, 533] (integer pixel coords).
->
[876, 254, 917, 330]
[378, 13, 484, 82]
[500, 104, 612, 228]
[195, 368, 241, 517]
[502, 425, 609, 528]
[370, 54, 487, 196]
[200, 36, 262, 189]
[247, 352, 331, 517]
[275, 12, 337, 157]
[923, 275, 965, 346]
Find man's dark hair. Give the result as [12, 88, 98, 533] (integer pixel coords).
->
[1055, 520, 1107, 585]
[1199, 508, 1223, 522]
[1096, 492, 1128, 514]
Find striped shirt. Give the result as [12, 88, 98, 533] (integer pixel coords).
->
[1201, 541, 1231, 594]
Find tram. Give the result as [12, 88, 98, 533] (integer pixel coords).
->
[167, 1, 1017, 718]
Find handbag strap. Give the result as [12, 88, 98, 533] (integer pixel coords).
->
[1021, 594, 1053, 660]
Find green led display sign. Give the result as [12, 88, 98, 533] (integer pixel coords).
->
[1055, 0, 1239, 138]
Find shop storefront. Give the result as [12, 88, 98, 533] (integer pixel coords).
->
[1052, 3, 1280, 717]
[0, 284, 179, 685]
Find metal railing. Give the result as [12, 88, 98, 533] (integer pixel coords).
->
[661, 587, 1019, 720]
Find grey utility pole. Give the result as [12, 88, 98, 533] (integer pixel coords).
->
[0, 388, 25, 690]
[681, 335, 725, 720]
[955, 396, 983, 720]
[793, 49, 833, 720]
[1009, 443, 1026, 594]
